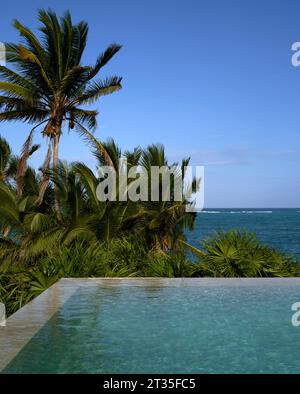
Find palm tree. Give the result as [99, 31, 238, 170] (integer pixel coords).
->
[137, 145, 197, 252]
[0, 9, 122, 214]
[0, 137, 198, 261]
[94, 140, 198, 252]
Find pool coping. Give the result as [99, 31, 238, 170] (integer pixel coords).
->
[1, 277, 300, 371]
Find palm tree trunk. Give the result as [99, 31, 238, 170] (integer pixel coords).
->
[52, 133, 62, 220]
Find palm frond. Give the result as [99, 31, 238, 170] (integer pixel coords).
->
[88, 44, 122, 80]
[75, 76, 122, 105]
[72, 121, 115, 168]
[71, 108, 98, 130]
[16, 130, 33, 196]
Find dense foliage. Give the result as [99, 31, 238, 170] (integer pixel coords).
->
[0, 135, 198, 315]
[182, 230, 300, 277]
[1, 226, 299, 316]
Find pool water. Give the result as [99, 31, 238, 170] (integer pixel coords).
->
[3, 280, 300, 373]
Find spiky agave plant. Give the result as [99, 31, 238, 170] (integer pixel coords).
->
[0, 9, 122, 213]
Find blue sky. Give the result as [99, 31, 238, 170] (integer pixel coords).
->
[0, 0, 299, 207]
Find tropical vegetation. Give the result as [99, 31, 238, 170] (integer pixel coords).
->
[0, 10, 299, 317]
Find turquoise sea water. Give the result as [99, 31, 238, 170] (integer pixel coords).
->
[3, 281, 300, 374]
[186, 209, 300, 257]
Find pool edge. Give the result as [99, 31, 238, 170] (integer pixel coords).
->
[0, 278, 80, 371]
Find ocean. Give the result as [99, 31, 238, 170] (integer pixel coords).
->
[186, 209, 300, 258]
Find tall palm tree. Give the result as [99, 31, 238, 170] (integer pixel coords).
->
[0, 9, 122, 214]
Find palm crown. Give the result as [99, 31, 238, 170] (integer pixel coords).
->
[0, 9, 122, 184]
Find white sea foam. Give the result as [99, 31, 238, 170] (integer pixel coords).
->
[228, 210, 273, 214]
[200, 211, 221, 214]
[242, 211, 272, 214]
[201, 210, 273, 214]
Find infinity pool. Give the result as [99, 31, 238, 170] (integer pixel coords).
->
[2, 279, 300, 373]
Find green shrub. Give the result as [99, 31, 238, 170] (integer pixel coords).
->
[1, 231, 300, 317]
[183, 231, 300, 277]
